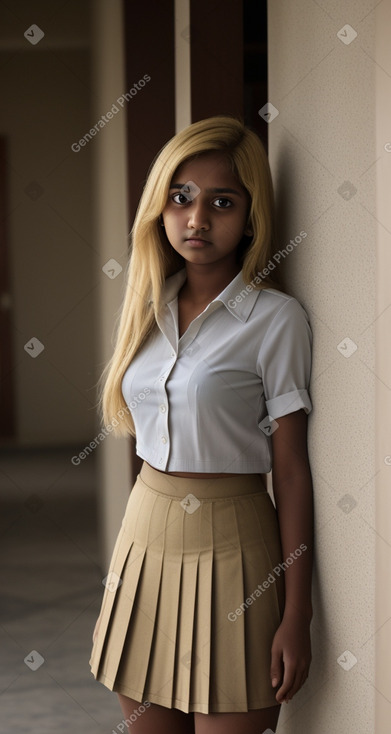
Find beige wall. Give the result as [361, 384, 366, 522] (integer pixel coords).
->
[0, 1, 97, 445]
[375, 2, 391, 731]
[267, 1, 389, 731]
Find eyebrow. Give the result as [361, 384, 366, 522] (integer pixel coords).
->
[169, 183, 243, 196]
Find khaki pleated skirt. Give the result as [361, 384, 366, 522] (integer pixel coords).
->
[89, 461, 285, 714]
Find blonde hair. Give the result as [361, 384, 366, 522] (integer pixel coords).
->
[97, 114, 280, 437]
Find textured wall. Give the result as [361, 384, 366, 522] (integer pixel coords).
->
[374, 1, 391, 730]
[267, 1, 379, 731]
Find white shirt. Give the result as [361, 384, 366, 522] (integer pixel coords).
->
[121, 266, 312, 473]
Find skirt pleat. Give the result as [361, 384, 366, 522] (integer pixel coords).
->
[210, 545, 248, 710]
[115, 543, 164, 692]
[100, 490, 166, 693]
[189, 547, 213, 708]
[88, 525, 135, 676]
[89, 462, 285, 714]
[101, 544, 146, 682]
[172, 548, 199, 707]
[142, 550, 184, 704]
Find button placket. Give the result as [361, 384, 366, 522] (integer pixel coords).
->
[155, 298, 222, 467]
[156, 347, 177, 468]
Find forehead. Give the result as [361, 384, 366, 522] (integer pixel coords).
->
[172, 151, 241, 186]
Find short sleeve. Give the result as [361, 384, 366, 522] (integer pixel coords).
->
[256, 296, 313, 420]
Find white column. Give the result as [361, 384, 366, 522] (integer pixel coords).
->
[175, 0, 191, 131]
[91, 0, 131, 569]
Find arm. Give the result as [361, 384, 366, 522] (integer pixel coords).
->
[269, 408, 314, 704]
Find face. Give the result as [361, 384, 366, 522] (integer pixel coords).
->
[161, 152, 252, 269]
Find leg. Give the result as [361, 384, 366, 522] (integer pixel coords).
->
[194, 703, 281, 734]
[117, 693, 195, 734]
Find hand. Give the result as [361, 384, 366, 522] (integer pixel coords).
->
[270, 610, 312, 704]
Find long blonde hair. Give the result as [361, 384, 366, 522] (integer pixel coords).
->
[97, 115, 280, 437]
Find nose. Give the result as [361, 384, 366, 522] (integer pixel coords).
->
[186, 199, 210, 231]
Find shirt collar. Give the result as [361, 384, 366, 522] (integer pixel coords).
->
[153, 266, 260, 323]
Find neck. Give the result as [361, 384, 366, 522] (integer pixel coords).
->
[180, 260, 242, 304]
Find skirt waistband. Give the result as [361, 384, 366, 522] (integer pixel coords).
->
[139, 461, 267, 500]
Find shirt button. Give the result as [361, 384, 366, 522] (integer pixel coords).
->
[159, 404, 166, 412]
[161, 436, 167, 444]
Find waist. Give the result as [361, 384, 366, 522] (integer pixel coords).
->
[139, 461, 268, 499]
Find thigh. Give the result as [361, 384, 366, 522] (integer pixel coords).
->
[194, 703, 281, 734]
[117, 693, 195, 734]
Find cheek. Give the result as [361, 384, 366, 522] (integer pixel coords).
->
[166, 209, 185, 225]
[164, 213, 180, 232]
[163, 213, 187, 243]
[223, 214, 247, 238]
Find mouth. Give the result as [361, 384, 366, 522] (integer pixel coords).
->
[185, 237, 211, 247]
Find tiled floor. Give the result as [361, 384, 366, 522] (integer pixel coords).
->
[0, 446, 124, 733]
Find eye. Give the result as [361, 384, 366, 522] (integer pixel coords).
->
[171, 193, 191, 205]
[213, 198, 232, 208]
[170, 193, 233, 208]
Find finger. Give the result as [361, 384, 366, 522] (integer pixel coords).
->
[284, 670, 303, 701]
[274, 661, 296, 702]
[270, 644, 283, 689]
[282, 666, 308, 702]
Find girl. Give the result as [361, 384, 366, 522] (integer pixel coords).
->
[89, 116, 313, 734]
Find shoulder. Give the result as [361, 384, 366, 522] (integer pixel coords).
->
[254, 287, 311, 330]
[254, 289, 313, 383]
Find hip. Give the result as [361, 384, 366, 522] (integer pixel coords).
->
[120, 461, 281, 557]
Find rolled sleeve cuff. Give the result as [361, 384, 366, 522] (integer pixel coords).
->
[265, 389, 312, 419]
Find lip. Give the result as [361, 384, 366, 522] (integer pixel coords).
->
[185, 238, 211, 247]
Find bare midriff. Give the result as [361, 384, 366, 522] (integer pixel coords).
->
[146, 462, 267, 488]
